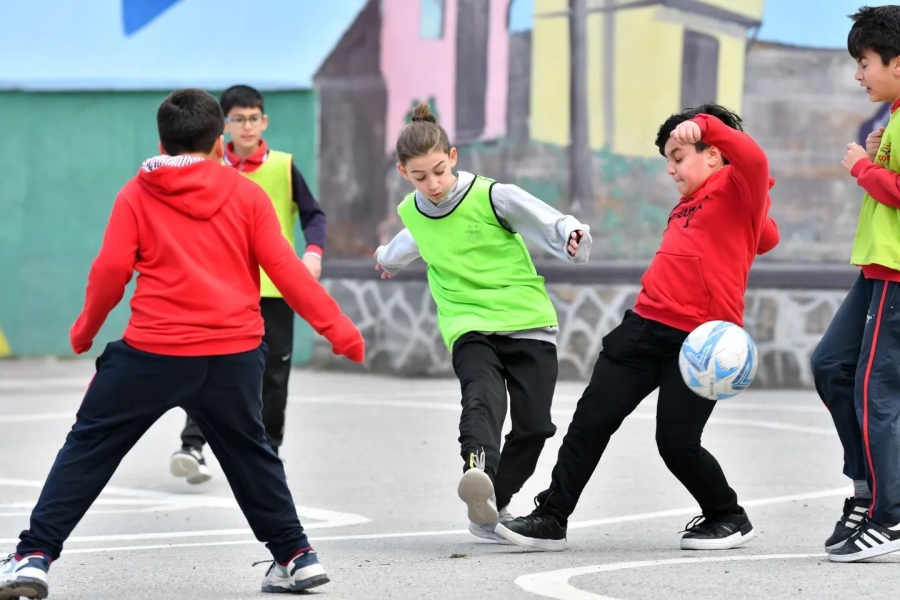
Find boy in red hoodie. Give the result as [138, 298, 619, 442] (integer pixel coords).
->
[0, 89, 363, 598]
[495, 104, 779, 552]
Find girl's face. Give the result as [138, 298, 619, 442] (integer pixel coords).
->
[398, 148, 458, 203]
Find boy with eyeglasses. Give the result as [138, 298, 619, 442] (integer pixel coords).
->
[170, 85, 329, 483]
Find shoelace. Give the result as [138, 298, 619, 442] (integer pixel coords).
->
[0, 554, 12, 567]
[472, 448, 486, 471]
[680, 515, 705, 533]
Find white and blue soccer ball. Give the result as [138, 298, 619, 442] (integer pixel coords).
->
[678, 320, 758, 401]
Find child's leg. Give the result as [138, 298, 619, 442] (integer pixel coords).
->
[180, 414, 206, 450]
[492, 337, 558, 511]
[452, 333, 507, 480]
[259, 298, 294, 454]
[452, 332, 508, 524]
[17, 341, 202, 559]
[830, 279, 900, 562]
[656, 357, 739, 519]
[182, 345, 309, 564]
[855, 279, 900, 527]
[810, 273, 869, 485]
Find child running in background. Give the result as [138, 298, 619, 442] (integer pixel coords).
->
[373, 103, 591, 543]
[0, 89, 363, 598]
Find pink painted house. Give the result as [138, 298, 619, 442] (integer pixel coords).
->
[313, 0, 514, 253]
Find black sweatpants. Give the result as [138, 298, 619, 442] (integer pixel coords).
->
[811, 274, 900, 525]
[182, 297, 294, 452]
[541, 310, 740, 522]
[453, 332, 558, 510]
[17, 340, 309, 563]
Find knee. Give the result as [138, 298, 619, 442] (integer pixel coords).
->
[810, 344, 844, 385]
[656, 427, 701, 464]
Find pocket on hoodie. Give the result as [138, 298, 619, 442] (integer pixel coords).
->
[639, 252, 711, 319]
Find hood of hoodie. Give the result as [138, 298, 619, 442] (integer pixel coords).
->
[137, 155, 237, 221]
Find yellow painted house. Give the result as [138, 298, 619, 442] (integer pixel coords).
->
[531, 0, 765, 157]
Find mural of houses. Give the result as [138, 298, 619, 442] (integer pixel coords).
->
[530, 0, 765, 157]
[313, 0, 515, 254]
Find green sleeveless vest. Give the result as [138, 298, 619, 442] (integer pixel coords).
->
[397, 175, 558, 351]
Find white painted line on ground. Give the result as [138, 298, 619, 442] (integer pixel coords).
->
[0, 411, 74, 424]
[515, 553, 827, 600]
[0, 479, 369, 533]
[0, 486, 844, 556]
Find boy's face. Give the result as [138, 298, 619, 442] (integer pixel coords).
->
[224, 106, 268, 153]
[397, 148, 459, 202]
[663, 138, 721, 197]
[855, 49, 900, 103]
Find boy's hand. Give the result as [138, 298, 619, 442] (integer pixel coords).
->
[842, 143, 870, 172]
[567, 230, 583, 257]
[866, 126, 885, 160]
[327, 316, 366, 363]
[373, 250, 393, 279]
[302, 254, 322, 279]
[670, 121, 702, 145]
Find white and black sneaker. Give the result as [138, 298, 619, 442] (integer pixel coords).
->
[170, 446, 212, 485]
[458, 450, 498, 525]
[469, 506, 514, 544]
[0, 552, 50, 599]
[495, 502, 568, 552]
[680, 510, 757, 550]
[828, 517, 900, 562]
[826, 497, 869, 551]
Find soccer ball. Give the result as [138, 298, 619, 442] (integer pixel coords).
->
[678, 320, 758, 401]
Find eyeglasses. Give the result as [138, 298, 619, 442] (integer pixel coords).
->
[226, 114, 265, 126]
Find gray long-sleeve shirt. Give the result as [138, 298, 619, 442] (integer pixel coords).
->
[375, 171, 593, 345]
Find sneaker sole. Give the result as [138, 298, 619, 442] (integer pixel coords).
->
[0, 578, 49, 599]
[457, 470, 498, 525]
[468, 522, 514, 545]
[494, 523, 567, 552]
[828, 538, 900, 562]
[170, 455, 212, 485]
[680, 526, 757, 550]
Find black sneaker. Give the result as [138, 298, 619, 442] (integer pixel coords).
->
[494, 507, 567, 552]
[825, 497, 869, 551]
[829, 517, 900, 562]
[680, 510, 756, 550]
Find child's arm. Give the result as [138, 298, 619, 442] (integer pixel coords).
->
[490, 184, 592, 263]
[374, 229, 421, 278]
[69, 196, 139, 354]
[691, 115, 770, 208]
[292, 162, 327, 277]
[251, 188, 364, 362]
[849, 155, 900, 209]
[757, 215, 780, 255]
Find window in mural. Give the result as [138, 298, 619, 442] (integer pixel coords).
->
[420, 0, 445, 39]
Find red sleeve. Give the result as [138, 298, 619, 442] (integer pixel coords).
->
[692, 114, 769, 208]
[69, 196, 139, 354]
[850, 158, 900, 209]
[251, 189, 364, 362]
[757, 216, 780, 255]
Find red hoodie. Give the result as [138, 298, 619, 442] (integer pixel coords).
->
[70, 156, 363, 360]
[633, 115, 778, 332]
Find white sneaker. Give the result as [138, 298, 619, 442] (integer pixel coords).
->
[260, 548, 329, 593]
[170, 447, 212, 485]
[469, 506, 514, 544]
[0, 553, 50, 599]
[458, 450, 498, 525]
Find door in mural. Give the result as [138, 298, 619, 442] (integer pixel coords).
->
[455, 0, 490, 142]
[680, 30, 719, 109]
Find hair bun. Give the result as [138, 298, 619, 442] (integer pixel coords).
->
[411, 103, 437, 124]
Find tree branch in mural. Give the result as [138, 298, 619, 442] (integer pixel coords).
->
[405, 98, 440, 125]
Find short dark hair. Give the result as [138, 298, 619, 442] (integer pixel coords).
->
[654, 103, 743, 165]
[848, 5, 900, 65]
[220, 84, 265, 116]
[157, 88, 224, 156]
[395, 103, 452, 165]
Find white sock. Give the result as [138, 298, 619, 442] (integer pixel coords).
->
[853, 480, 872, 499]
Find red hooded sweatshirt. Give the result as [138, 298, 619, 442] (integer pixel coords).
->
[633, 115, 779, 332]
[70, 155, 363, 360]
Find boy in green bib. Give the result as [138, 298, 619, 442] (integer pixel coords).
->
[812, 5, 900, 563]
[374, 104, 591, 542]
